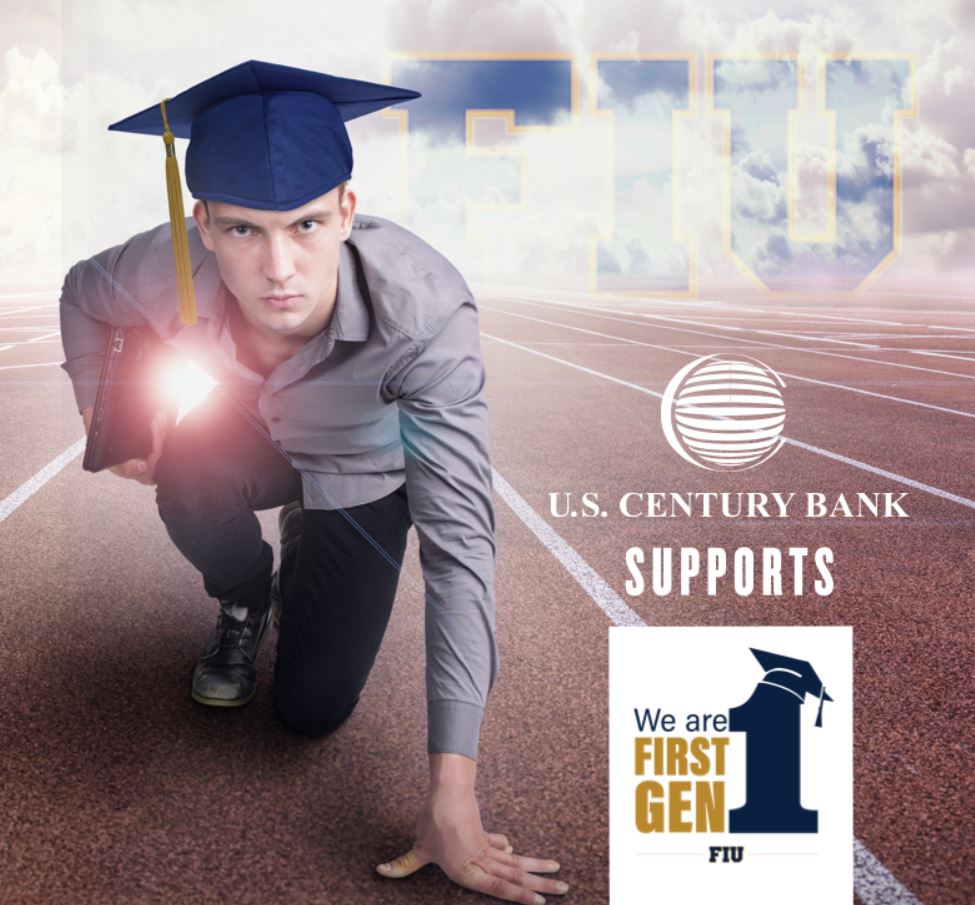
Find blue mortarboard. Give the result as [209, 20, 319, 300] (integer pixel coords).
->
[750, 648, 833, 727]
[107, 60, 420, 324]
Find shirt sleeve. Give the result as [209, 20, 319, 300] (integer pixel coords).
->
[58, 223, 183, 413]
[385, 298, 499, 761]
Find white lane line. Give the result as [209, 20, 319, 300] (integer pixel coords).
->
[488, 340, 975, 356]
[480, 307, 975, 421]
[783, 438, 975, 510]
[492, 470, 644, 627]
[0, 361, 62, 371]
[492, 467, 924, 904]
[650, 296, 975, 334]
[623, 318, 900, 326]
[859, 286, 975, 300]
[620, 309, 975, 373]
[907, 349, 975, 362]
[482, 329, 975, 512]
[498, 296, 975, 383]
[0, 304, 59, 316]
[26, 330, 60, 343]
[810, 334, 975, 341]
[802, 330, 969, 340]
[476, 285, 904, 326]
[477, 283, 975, 333]
[638, 329, 975, 342]
[616, 311, 881, 349]
[0, 439, 86, 523]
[854, 840, 923, 905]
[0, 313, 64, 320]
[0, 292, 57, 300]
[0, 325, 63, 334]
[689, 301, 907, 328]
[747, 330, 879, 349]
[482, 340, 643, 346]
[0, 344, 13, 353]
[486, 339, 975, 356]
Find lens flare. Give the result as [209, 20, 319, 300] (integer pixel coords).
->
[158, 358, 217, 422]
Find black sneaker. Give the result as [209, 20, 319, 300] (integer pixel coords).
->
[271, 500, 302, 628]
[191, 595, 272, 707]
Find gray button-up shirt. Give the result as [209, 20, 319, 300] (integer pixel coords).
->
[59, 213, 499, 760]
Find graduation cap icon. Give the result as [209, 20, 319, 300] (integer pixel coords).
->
[107, 60, 420, 325]
[751, 648, 833, 727]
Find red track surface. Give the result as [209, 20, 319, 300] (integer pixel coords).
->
[0, 289, 972, 904]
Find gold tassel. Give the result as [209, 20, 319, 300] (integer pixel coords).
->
[160, 99, 197, 325]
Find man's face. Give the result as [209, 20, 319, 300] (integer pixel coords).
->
[193, 184, 356, 342]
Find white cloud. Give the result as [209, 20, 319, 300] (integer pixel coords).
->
[901, 127, 975, 234]
[915, 35, 975, 150]
[3, 0, 973, 287]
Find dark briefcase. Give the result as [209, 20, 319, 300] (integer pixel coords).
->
[82, 326, 177, 473]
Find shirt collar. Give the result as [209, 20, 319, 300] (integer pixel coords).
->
[328, 240, 370, 343]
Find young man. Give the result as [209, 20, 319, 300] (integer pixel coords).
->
[59, 61, 567, 904]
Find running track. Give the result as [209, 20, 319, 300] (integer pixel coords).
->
[0, 286, 971, 904]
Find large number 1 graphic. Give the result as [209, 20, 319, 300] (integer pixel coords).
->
[729, 648, 832, 833]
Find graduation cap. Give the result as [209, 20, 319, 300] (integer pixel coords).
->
[107, 60, 420, 325]
[751, 648, 833, 727]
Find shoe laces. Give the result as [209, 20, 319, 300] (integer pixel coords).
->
[216, 603, 250, 650]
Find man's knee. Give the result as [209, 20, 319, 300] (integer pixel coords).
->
[156, 435, 223, 501]
[154, 429, 252, 529]
[273, 682, 360, 738]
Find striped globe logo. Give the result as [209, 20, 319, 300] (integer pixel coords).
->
[661, 354, 786, 471]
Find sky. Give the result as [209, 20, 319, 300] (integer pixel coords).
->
[1, 0, 972, 293]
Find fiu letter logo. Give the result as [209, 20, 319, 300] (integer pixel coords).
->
[388, 53, 915, 294]
[710, 55, 916, 292]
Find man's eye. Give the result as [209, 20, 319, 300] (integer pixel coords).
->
[229, 225, 251, 237]
[297, 220, 318, 232]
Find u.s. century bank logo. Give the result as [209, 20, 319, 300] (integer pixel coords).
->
[609, 626, 853, 905]
[660, 355, 786, 471]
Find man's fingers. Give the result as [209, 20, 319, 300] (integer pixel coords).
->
[149, 410, 170, 459]
[458, 858, 551, 905]
[487, 833, 511, 851]
[138, 409, 175, 485]
[143, 413, 169, 484]
[376, 846, 429, 879]
[103, 410, 171, 484]
[487, 847, 562, 875]
[110, 459, 149, 481]
[150, 415, 162, 455]
[478, 852, 569, 897]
